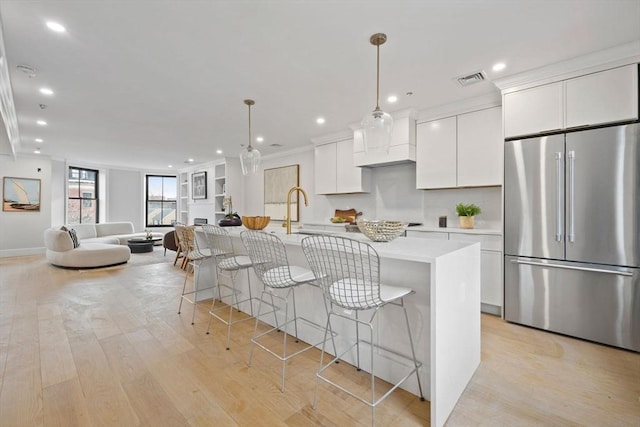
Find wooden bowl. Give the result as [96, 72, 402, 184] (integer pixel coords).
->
[242, 216, 271, 230]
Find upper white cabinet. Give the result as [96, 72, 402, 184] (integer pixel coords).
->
[416, 116, 457, 188]
[504, 83, 563, 138]
[457, 107, 503, 187]
[314, 137, 371, 195]
[504, 64, 639, 138]
[565, 64, 639, 129]
[416, 106, 502, 189]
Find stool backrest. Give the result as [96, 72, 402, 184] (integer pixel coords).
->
[240, 230, 295, 288]
[302, 235, 382, 309]
[175, 224, 208, 257]
[201, 224, 234, 258]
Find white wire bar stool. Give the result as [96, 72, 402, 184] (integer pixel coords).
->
[240, 230, 336, 392]
[301, 235, 425, 426]
[176, 224, 214, 325]
[201, 224, 261, 350]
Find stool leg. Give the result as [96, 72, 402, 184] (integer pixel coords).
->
[355, 311, 361, 371]
[402, 299, 425, 400]
[368, 321, 375, 426]
[248, 289, 268, 367]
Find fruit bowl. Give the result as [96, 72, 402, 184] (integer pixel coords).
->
[242, 216, 271, 230]
[357, 220, 407, 242]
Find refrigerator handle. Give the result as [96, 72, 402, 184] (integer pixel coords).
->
[510, 259, 633, 277]
[567, 150, 576, 243]
[555, 152, 563, 242]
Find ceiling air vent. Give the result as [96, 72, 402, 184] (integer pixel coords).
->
[456, 70, 487, 87]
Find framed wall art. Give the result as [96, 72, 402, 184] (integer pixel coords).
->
[3, 177, 41, 212]
[264, 164, 299, 221]
[192, 171, 207, 200]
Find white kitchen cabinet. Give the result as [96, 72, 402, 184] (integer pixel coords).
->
[480, 250, 502, 309]
[565, 64, 638, 129]
[457, 107, 503, 187]
[416, 116, 457, 189]
[504, 64, 639, 138]
[314, 143, 337, 194]
[503, 82, 564, 138]
[314, 138, 371, 194]
[408, 229, 503, 314]
[416, 107, 502, 189]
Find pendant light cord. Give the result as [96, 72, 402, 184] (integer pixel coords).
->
[376, 43, 380, 110]
[247, 102, 253, 151]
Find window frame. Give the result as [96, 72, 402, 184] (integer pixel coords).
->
[67, 166, 99, 224]
[145, 174, 177, 228]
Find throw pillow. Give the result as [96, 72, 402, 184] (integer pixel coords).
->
[69, 229, 80, 248]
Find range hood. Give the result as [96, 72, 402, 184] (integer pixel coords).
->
[351, 109, 417, 168]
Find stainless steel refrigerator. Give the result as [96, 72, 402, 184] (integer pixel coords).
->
[504, 122, 640, 352]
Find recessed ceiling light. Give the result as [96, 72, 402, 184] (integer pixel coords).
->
[216, 149, 222, 154]
[35, 138, 43, 143]
[185, 158, 194, 163]
[34, 149, 41, 154]
[168, 165, 173, 168]
[256, 136, 264, 143]
[492, 62, 506, 72]
[36, 120, 47, 126]
[39, 87, 54, 96]
[387, 95, 398, 103]
[46, 21, 66, 33]
[316, 117, 326, 125]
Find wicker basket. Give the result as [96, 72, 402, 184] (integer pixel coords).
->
[357, 220, 406, 242]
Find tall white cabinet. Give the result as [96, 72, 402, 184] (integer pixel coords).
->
[416, 106, 502, 189]
[314, 136, 371, 195]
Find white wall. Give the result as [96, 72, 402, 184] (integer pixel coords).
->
[107, 169, 144, 229]
[0, 155, 52, 256]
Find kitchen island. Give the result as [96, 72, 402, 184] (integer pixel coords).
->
[198, 226, 480, 427]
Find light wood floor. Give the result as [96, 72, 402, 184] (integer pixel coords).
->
[0, 249, 638, 426]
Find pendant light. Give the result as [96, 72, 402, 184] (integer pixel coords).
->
[239, 99, 261, 175]
[361, 33, 393, 154]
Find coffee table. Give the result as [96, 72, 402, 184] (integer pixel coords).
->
[127, 237, 162, 253]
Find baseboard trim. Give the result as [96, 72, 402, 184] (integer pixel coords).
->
[481, 303, 502, 316]
[0, 247, 46, 258]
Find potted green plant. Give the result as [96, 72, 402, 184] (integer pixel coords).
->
[456, 203, 481, 229]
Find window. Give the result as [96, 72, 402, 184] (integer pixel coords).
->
[67, 166, 99, 224]
[146, 175, 177, 227]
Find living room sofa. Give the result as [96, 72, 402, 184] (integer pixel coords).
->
[44, 222, 164, 268]
[66, 222, 164, 245]
[44, 227, 131, 268]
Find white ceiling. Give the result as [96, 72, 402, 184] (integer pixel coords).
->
[1, 0, 639, 171]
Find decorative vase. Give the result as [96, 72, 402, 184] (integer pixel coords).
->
[459, 216, 475, 229]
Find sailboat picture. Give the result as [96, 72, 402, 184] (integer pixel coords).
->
[3, 177, 41, 212]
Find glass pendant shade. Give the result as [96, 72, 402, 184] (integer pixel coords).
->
[362, 107, 393, 153]
[240, 146, 261, 175]
[239, 99, 260, 175]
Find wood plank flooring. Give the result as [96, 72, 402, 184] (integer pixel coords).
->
[0, 248, 638, 426]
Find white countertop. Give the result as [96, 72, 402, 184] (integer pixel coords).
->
[222, 226, 479, 264]
[407, 225, 502, 235]
[300, 221, 501, 236]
